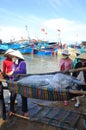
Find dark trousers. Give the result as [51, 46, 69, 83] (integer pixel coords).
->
[10, 92, 28, 113]
[0, 82, 6, 120]
[84, 118, 86, 130]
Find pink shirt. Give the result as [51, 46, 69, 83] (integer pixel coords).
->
[60, 58, 73, 71]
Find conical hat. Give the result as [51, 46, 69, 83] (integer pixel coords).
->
[62, 49, 70, 56]
[9, 50, 24, 60]
[4, 49, 16, 56]
[76, 50, 81, 55]
[76, 52, 86, 60]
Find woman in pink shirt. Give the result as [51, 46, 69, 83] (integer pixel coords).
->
[59, 49, 73, 106]
[60, 49, 73, 71]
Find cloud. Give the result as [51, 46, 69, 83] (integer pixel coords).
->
[0, 18, 86, 44]
[41, 18, 86, 43]
[0, 25, 27, 42]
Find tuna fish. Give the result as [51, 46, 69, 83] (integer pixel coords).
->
[17, 73, 86, 90]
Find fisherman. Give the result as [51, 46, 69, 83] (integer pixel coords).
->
[59, 49, 73, 72]
[6, 50, 28, 117]
[59, 49, 73, 106]
[73, 52, 86, 128]
[0, 49, 17, 120]
[1, 49, 28, 117]
[2, 49, 18, 104]
[2, 49, 15, 78]
[72, 52, 86, 108]
[73, 49, 81, 68]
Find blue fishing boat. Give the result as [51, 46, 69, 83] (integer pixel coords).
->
[33, 48, 52, 55]
[0, 42, 23, 53]
[33, 41, 58, 56]
[0, 41, 34, 54]
[18, 41, 34, 54]
[33, 47, 58, 56]
[0, 43, 9, 53]
[19, 46, 33, 54]
[7, 42, 22, 49]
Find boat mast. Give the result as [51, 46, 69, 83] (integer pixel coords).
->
[25, 25, 30, 42]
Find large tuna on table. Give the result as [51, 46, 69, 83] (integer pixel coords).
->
[2, 73, 86, 101]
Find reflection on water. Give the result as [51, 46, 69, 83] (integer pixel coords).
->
[0, 54, 61, 73]
[26, 54, 61, 73]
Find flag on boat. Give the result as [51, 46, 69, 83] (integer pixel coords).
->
[41, 28, 45, 32]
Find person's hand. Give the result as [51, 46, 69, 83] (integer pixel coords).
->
[6, 70, 14, 76]
[16, 67, 19, 70]
[0, 70, 3, 78]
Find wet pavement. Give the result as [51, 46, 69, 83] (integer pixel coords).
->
[0, 89, 86, 130]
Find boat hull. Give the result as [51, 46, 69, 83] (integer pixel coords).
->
[19, 46, 33, 54]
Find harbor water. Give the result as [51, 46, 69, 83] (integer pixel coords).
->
[0, 48, 76, 73]
[0, 54, 60, 73]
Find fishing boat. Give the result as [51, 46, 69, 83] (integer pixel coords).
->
[0, 42, 23, 53]
[17, 41, 34, 54]
[0, 43, 9, 53]
[19, 46, 33, 54]
[33, 48, 53, 55]
[33, 41, 58, 56]
[0, 41, 34, 54]
[46, 42, 58, 49]
[33, 47, 58, 56]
